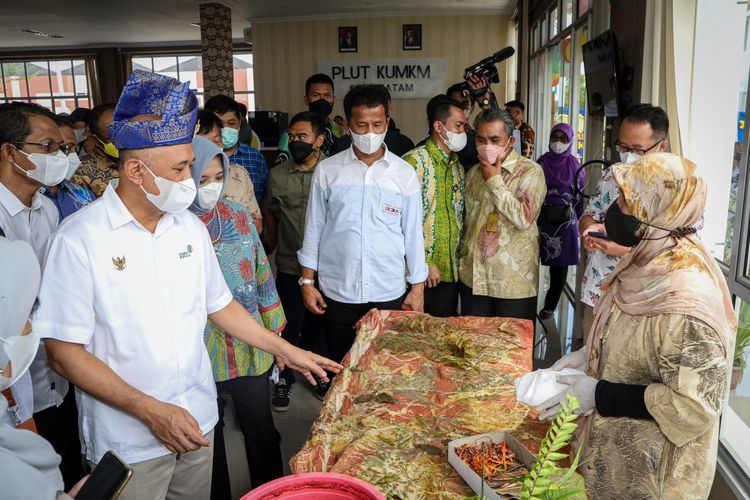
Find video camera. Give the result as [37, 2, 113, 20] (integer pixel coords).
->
[463, 46, 516, 85]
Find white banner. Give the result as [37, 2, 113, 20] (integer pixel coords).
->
[317, 58, 446, 99]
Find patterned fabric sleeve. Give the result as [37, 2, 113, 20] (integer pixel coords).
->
[583, 169, 617, 220]
[485, 162, 547, 230]
[250, 219, 286, 334]
[225, 164, 262, 222]
[643, 315, 728, 447]
[401, 150, 433, 266]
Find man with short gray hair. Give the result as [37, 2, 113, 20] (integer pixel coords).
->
[458, 109, 546, 321]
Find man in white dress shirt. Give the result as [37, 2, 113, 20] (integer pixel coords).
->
[298, 84, 428, 365]
[34, 71, 341, 500]
[0, 101, 84, 488]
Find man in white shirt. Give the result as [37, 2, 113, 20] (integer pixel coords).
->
[298, 84, 428, 364]
[0, 101, 84, 488]
[34, 71, 341, 500]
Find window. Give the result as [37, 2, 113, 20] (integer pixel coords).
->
[577, 0, 590, 17]
[574, 24, 589, 163]
[563, 0, 574, 29]
[129, 52, 255, 110]
[541, 14, 549, 46]
[551, 35, 573, 127]
[720, 297, 750, 474]
[550, 7, 560, 39]
[0, 59, 91, 113]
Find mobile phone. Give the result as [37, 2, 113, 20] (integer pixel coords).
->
[76, 450, 133, 500]
[587, 231, 610, 240]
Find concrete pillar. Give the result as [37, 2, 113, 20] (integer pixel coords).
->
[200, 3, 234, 99]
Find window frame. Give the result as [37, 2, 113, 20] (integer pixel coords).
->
[0, 57, 94, 112]
[123, 48, 255, 110]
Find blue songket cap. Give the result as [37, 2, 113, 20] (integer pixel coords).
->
[110, 70, 198, 150]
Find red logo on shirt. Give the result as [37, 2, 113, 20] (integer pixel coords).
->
[384, 204, 401, 216]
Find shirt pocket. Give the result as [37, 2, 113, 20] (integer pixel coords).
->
[376, 190, 404, 226]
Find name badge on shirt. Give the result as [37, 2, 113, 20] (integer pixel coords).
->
[486, 212, 499, 233]
[179, 244, 194, 260]
[384, 203, 402, 216]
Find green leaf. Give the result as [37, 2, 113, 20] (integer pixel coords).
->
[545, 452, 569, 461]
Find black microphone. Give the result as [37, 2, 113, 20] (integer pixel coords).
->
[491, 46, 516, 63]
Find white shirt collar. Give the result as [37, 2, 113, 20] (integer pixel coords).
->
[344, 144, 393, 168]
[101, 181, 177, 235]
[0, 182, 44, 217]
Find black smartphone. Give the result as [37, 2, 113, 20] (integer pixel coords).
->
[587, 231, 610, 240]
[76, 450, 133, 500]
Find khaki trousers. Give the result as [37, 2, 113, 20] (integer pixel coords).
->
[89, 429, 215, 500]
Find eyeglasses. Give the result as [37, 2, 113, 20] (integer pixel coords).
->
[13, 141, 72, 155]
[614, 138, 664, 157]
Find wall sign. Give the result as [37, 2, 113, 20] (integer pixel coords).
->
[318, 58, 446, 99]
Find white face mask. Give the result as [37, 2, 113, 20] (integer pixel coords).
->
[139, 161, 197, 214]
[619, 151, 643, 164]
[549, 141, 568, 154]
[12, 148, 69, 186]
[65, 152, 82, 181]
[198, 181, 223, 210]
[0, 331, 40, 391]
[350, 131, 386, 155]
[439, 124, 467, 152]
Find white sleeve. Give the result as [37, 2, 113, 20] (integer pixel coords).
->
[33, 232, 95, 345]
[297, 167, 327, 271]
[199, 222, 233, 314]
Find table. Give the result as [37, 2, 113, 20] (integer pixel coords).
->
[291, 310, 548, 499]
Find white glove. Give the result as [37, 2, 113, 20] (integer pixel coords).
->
[537, 373, 598, 421]
[550, 346, 588, 372]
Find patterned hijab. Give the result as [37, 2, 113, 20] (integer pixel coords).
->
[587, 153, 737, 374]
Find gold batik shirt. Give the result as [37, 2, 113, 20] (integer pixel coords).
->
[70, 150, 119, 198]
[459, 150, 546, 299]
[223, 163, 262, 224]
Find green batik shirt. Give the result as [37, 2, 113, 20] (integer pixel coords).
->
[402, 138, 464, 282]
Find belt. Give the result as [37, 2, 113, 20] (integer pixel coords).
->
[1, 388, 37, 432]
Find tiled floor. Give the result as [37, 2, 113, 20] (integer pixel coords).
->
[222, 377, 323, 499]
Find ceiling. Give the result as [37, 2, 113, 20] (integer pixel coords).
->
[0, 0, 515, 49]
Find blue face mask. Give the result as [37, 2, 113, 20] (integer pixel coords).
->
[221, 127, 239, 149]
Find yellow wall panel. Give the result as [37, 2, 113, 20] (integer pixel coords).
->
[253, 14, 510, 143]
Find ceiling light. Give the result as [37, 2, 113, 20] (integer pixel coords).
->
[19, 29, 63, 39]
[190, 21, 201, 27]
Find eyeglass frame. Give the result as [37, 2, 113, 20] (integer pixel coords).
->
[614, 137, 666, 157]
[12, 141, 72, 155]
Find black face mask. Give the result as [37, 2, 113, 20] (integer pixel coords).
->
[308, 99, 333, 118]
[604, 201, 645, 248]
[604, 200, 697, 248]
[289, 140, 315, 164]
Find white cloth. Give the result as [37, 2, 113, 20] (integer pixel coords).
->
[0, 397, 65, 499]
[297, 146, 428, 304]
[0, 182, 68, 414]
[515, 367, 585, 407]
[33, 183, 233, 464]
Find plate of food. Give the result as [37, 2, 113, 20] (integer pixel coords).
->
[448, 431, 536, 500]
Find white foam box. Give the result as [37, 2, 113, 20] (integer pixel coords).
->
[448, 431, 537, 500]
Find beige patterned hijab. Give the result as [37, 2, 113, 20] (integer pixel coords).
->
[586, 153, 737, 374]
